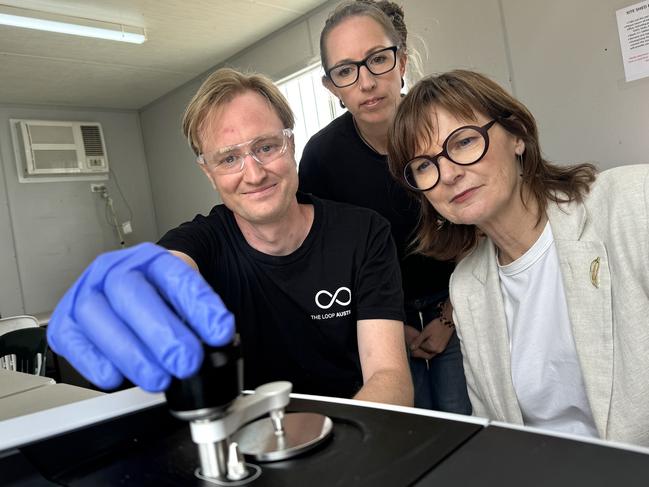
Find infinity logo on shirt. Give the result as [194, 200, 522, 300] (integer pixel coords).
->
[315, 287, 352, 309]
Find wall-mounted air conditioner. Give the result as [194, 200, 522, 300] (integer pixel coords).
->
[11, 119, 109, 182]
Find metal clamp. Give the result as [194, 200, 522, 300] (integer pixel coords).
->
[188, 381, 292, 482]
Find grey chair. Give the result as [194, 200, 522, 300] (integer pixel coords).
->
[0, 315, 47, 376]
[0, 314, 40, 334]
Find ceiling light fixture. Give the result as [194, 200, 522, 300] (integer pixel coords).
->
[0, 9, 146, 44]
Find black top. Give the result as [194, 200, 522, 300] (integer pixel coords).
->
[158, 193, 404, 398]
[299, 111, 454, 313]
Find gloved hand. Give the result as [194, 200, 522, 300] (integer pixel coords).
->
[47, 242, 235, 392]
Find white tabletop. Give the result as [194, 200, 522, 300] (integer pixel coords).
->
[0, 368, 55, 399]
[0, 383, 104, 421]
[0, 387, 160, 451]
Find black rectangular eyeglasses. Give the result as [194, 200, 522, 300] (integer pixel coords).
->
[326, 46, 399, 88]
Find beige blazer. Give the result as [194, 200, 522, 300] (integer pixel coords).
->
[450, 164, 649, 446]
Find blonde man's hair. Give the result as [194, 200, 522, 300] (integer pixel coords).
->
[182, 68, 295, 156]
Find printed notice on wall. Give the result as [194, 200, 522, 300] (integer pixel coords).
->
[617, 1, 649, 81]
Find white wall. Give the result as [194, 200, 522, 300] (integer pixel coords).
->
[140, 0, 649, 238]
[406, 0, 512, 88]
[0, 105, 158, 316]
[139, 80, 213, 237]
[0, 139, 22, 317]
[502, 0, 649, 166]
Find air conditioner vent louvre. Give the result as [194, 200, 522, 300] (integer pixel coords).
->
[10, 119, 109, 181]
[81, 125, 104, 156]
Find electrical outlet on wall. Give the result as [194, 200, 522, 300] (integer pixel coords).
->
[121, 221, 133, 234]
[90, 183, 106, 193]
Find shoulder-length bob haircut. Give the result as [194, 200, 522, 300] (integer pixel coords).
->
[387, 69, 596, 261]
[182, 68, 294, 156]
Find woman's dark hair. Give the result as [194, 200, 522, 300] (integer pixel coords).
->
[320, 0, 407, 71]
[387, 69, 597, 261]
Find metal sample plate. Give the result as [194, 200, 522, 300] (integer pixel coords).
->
[232, 412, 333, 462]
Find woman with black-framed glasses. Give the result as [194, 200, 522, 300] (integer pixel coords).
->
[387, 69, 649, 447]
[299, 0, 471, 415]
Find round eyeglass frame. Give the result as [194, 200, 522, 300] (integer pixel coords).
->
[197, 128, 293, 175]
[325, 46, 399, 88]
[403, 120, 498, 192]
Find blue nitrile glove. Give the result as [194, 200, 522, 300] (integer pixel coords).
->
[47, 242, 235, 392]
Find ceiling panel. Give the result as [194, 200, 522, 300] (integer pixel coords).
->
[0, 53, 192, 108]
[0, 0, 330, 109]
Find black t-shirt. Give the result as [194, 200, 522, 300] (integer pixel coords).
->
[299, 111, 454, 311]
[157, 193, 404, 399]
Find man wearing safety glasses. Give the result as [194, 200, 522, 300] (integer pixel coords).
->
[47, 68, 413, 407]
